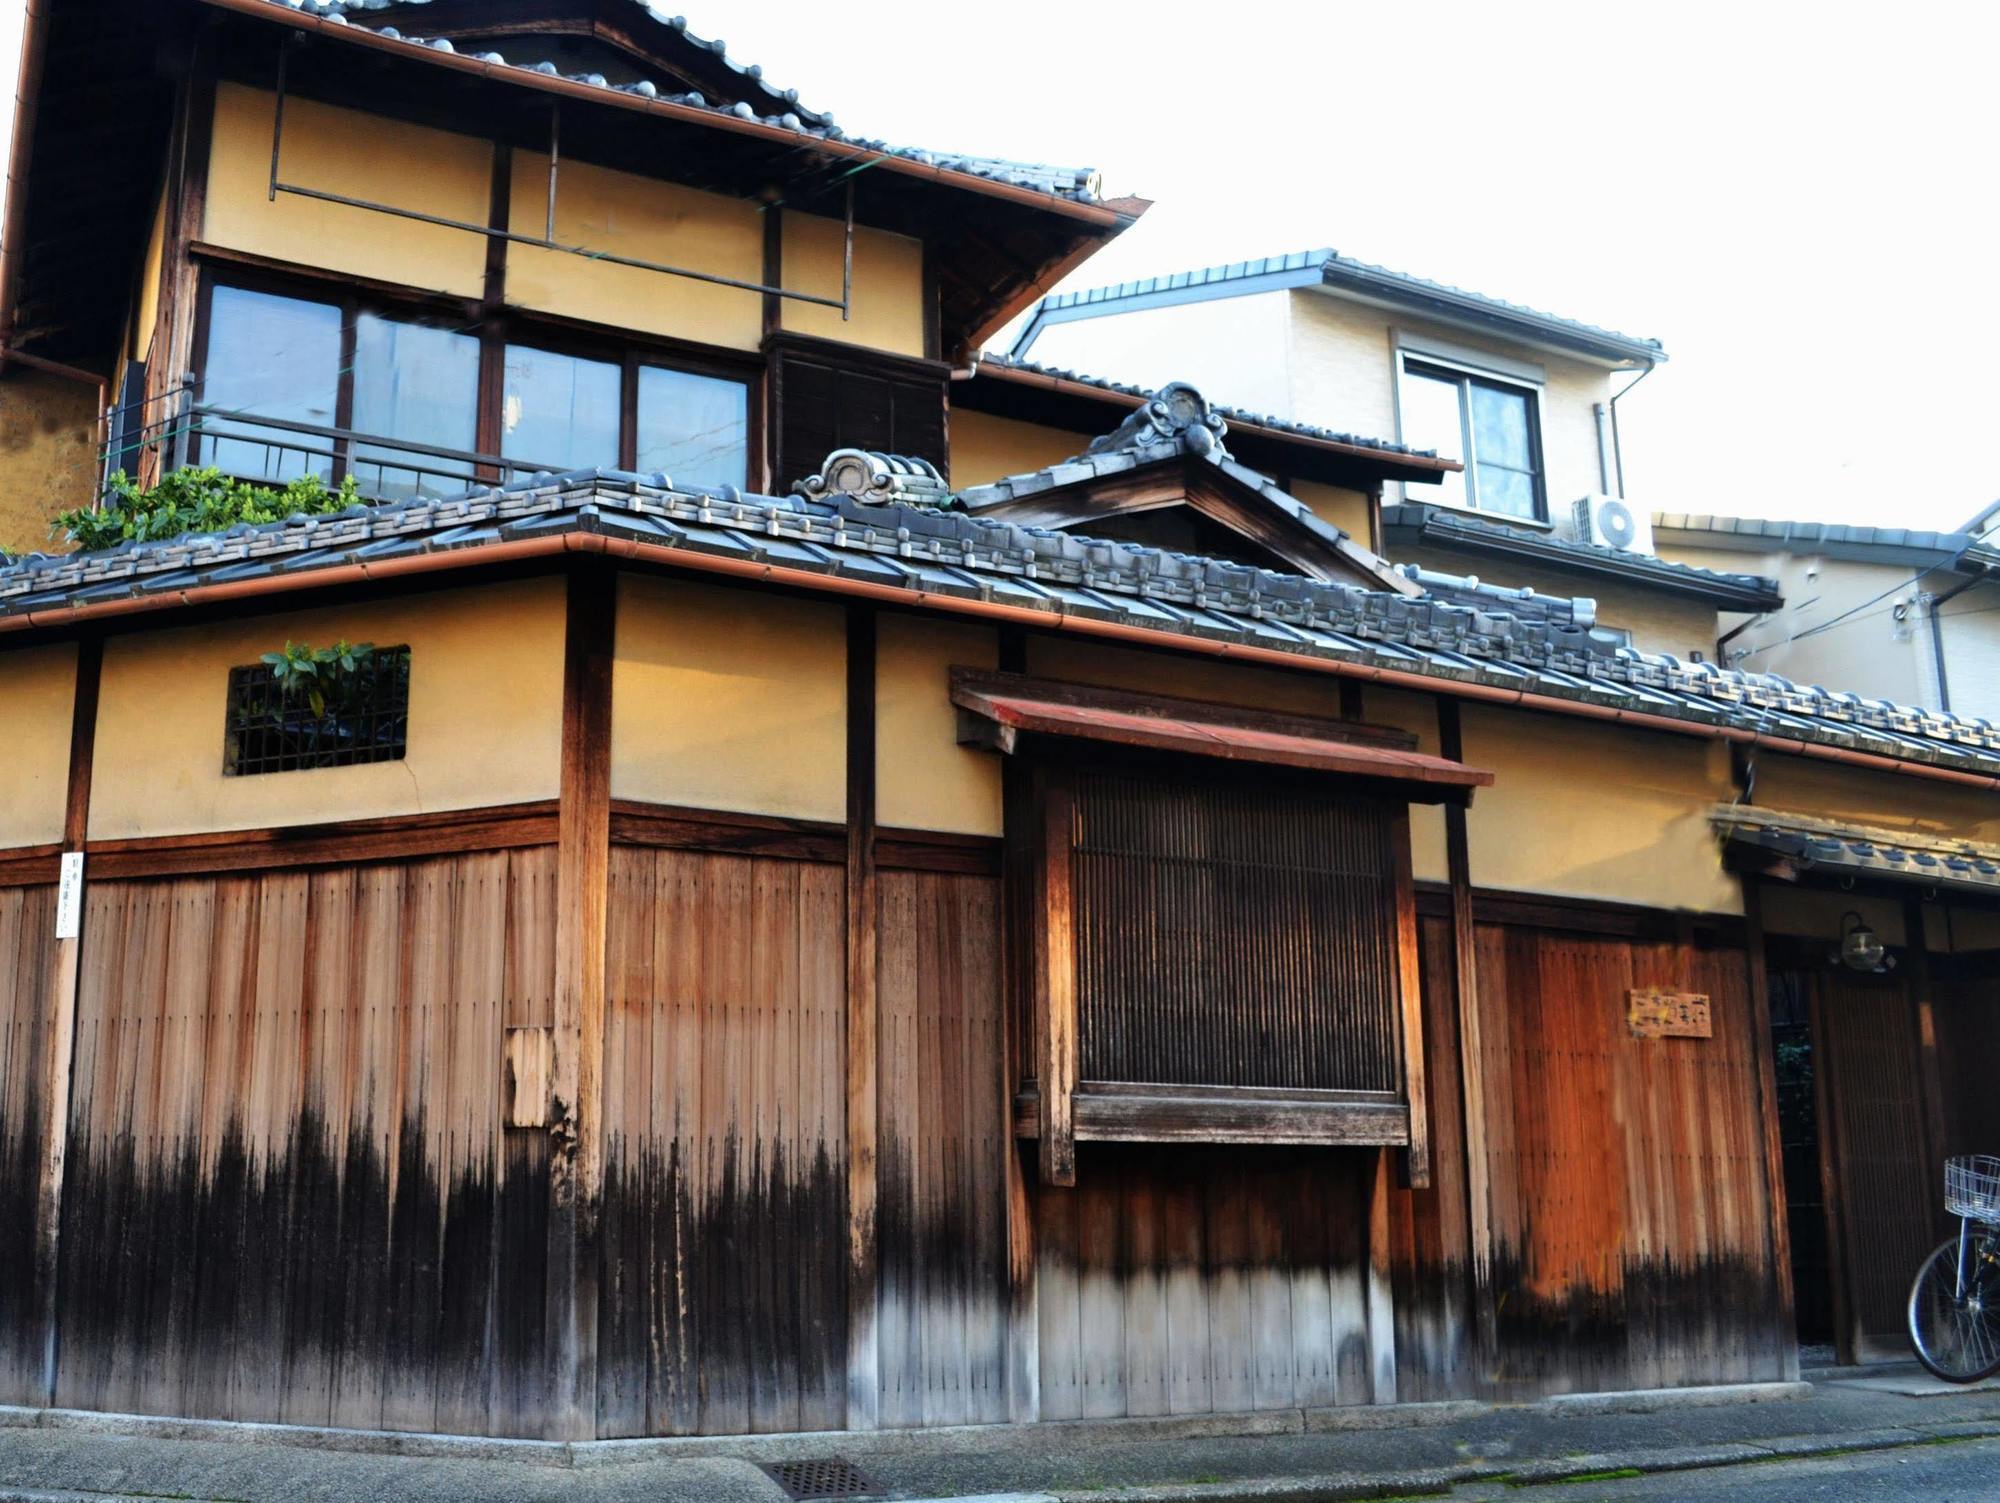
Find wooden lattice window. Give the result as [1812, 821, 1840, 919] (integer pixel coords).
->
[223, 647, 412, 776]
[1071, 766, 1403, 1094]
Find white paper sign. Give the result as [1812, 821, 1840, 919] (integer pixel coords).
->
[55, 852, 84, 940]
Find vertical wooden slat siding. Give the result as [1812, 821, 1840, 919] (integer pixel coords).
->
[0, 885, 57, 1402]
[550, 564, 615, 1438]
[1387, 917, 1786, 1399]
[1034, 1145, 1381, 1417]
[845, 607, 879, 1430]
[40, 850, 554, 1433]
[32, 633, 100, 1402]
[595, 846, 848, 1436]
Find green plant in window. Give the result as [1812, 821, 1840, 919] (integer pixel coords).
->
[261, 640, 376, 721]
[51, 466, 362, 553]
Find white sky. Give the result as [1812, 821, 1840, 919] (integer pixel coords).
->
[5, 0, 1995, 531]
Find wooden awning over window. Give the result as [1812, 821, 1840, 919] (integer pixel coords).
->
[951, 669, 1493, 803]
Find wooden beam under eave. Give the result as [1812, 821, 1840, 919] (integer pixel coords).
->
[33, 632, 100, 1401]
[549, 561, 614, 1440]
[845, 606, 881, 1430]
[1437, 698, 1499, 1365]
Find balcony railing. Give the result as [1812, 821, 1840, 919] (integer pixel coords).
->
[99, 384, 566, 509]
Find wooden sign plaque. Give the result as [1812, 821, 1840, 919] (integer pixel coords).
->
[1628, 988, 1712, 1040]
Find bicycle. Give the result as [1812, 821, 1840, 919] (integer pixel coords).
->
[1908, 1155, 2000, 1382]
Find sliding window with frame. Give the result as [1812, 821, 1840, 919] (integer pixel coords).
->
[1397, 354, 1547, 522]
[190, 269, 757, 501]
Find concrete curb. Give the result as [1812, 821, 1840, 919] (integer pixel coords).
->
[0, 1380, 1816, 1472]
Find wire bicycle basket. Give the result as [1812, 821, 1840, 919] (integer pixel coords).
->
[1945, 1155, 2000, 1224]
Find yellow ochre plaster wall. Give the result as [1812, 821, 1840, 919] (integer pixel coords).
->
[1290, 480, 1374, 544]
[612, 575, 846, 821]
[875, 613, 1000, 835]
[508, 152, 764, 350]
[948, 409, 1086, 489]
[781, 210, 927, 359]
[88, 578, 565, 840]
[1456, 705, 1739, 913]
[0, 643, 80, 849]
[1750, 757, 2000, 846]
[0, 370, 99, 556]
[206, 84, 492, 298]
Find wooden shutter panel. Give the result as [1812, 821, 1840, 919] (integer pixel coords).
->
[771, 338, 948, 490]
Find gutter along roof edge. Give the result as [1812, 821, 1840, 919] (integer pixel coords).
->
[6, 488, 1999, 795]
[196, 0, 1130, 226]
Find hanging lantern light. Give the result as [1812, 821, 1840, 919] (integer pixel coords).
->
[1830, 910, 1897, 974]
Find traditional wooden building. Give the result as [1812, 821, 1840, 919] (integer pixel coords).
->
[1, 0, 1996, 1447]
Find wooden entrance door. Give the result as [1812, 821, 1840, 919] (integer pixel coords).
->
[1815, 971, 1937, 1363]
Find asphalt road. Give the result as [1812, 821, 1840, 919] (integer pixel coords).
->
[1473, 1435, 2000, 1501]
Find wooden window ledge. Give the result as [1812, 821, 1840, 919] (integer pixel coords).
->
[1013, 1081, 1410, 1148]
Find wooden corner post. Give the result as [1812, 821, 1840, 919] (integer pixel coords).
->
[1389, 807, 1430, 1189]
[1437, 698, 1498, 1361]
[845, 607, 881, 1430]
[1740, 878, 1800, 1380]
[1032, 764, 1077, 1188]
[551, 562, 614, 1439]
[34, 634, 101, 1399]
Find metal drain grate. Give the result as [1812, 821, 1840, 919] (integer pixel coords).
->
[758, 1456, 881, 1500]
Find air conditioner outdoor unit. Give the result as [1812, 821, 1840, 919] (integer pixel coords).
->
[1572, 494, 1655, 555]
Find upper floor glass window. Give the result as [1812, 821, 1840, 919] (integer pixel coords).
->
[195, 275, 756, 501]
[1398, 358, 1544, 521]
[636, 364, 749, 489]
[200, 285, 343, 484]
[501, 345, 621, 473]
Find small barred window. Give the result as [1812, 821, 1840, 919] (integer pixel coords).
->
[223, 647, 412, 776]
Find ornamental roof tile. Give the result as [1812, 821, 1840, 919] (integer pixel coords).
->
[1713, 806, 2000, 897]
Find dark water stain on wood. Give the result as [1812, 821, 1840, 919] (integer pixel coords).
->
[46, 1108, 552, 1435]
[597, 1127, 845, 1437]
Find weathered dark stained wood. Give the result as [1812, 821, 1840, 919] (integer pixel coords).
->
[1739, 880, 1799, 1380]
[45, 848, 554, 1432]
[139, 42, 214, 487]
[846, 606, 880, 1429]
[84, 802, 561, 880]
[1816, 968, 1936, 1361]
[1034, 1144, 1383, 1418]
[1013, 1083, 1410, 1146]
[1413, 881, 1748, 946]
[770, 334, 950, 486]
[549, 563, 615, 1438]
[33, 634, 100, 1400]
[1033, 766, 1077, 1188]
[1437, 699, 1496, 1358]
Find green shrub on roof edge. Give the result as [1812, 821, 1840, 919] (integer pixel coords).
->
[51, 467, 363, 554]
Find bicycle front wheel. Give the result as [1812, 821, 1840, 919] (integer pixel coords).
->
[1909, 1227, 2000, 1383]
